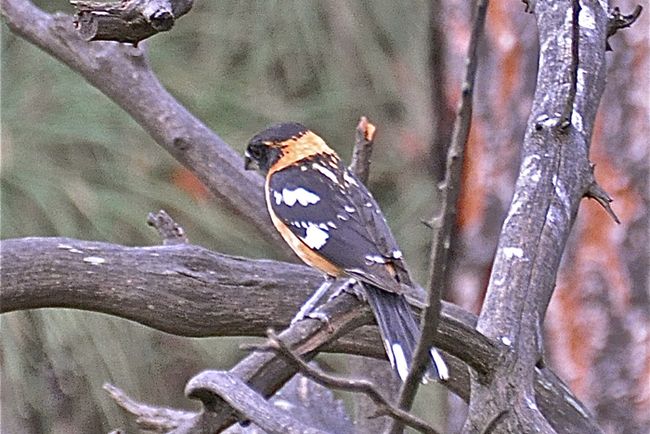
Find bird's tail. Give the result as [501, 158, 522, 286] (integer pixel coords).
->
[364, 284, 449, 382]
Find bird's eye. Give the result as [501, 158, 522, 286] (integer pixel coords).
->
[248, 145, 264, 159]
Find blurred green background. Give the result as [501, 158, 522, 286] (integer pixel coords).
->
[1, 1, 446, 432]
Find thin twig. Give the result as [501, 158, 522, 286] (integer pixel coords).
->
[585, 181, 621, 224]
[606, 5, 643, 50]
[265, 330, 440, 434]
[389, 1, 489, 431]
[348, 116, 376, 183]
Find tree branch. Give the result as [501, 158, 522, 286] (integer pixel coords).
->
[104, 383, 194, 432]
[0, 236, 602, 433]
[70, 0, 193, 44]
[463, 1, 611, 432]
[147, 209, 189, 244]
[184, 371, 328, 434]
[348, 116, 376, 184]
[0, 0, 289, 253]
[260, 330, 439, 434]
[605, 4, 643, 50]
[390, 3, 489, 429]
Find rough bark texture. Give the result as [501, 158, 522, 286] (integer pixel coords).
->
[71, 0, 194, 44]
[463, 0, 612, 433]
[0, 236, 601, 433]
[444, 1, 649, 433]
[1, 0, 288, 253]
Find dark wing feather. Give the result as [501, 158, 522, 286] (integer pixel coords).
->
[269, 155, 411, 291]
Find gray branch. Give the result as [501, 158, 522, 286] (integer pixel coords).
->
[184, 371, 328, 434]
[464, 1, 612, 432]
[70, 0, 194, 44]
[0, 0, 288, 253]
[0, 236, 601, 433]
[390, 3, 489, 429]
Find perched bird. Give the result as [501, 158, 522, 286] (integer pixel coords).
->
[244, 122, 448, 382]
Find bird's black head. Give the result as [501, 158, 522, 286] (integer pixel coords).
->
[244, 122, 309, 174]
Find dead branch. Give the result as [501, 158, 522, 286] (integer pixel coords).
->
[104, 383, 194, 432]
[390, 4, 489, 430]
[71, 0, 193, 44]
[606, 5, 643, 50]
[147, 209, 189, 244]
[0, 0, 288, 252]
[0, 236, 602, 432]
[348, 116, 376, 184]
[463, 1, 613, 432]
[262, 330, 439, 434]
[184, 371, 328, 434]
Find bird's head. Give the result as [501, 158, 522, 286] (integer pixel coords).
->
[244, 122, 336, 174]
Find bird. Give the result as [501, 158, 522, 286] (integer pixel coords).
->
[244, 122, 448, 382]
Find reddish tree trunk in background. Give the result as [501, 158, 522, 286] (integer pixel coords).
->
[437, 2, 649, 433]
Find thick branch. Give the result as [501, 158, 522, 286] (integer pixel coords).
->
[184, 371, 327, 434]
[0, 0, 288, 252]
[464, 1, 610, 432]
[0, 237, 601, 433]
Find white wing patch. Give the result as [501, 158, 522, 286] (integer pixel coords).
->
[302, 223, 330, 249]
[275, 187, 321, 207]
[365, 254, 386, 264]
[343, 171, 359, 186]
[311, 162, 338, 183]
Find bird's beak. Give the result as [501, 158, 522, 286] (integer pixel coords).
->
[244, 151, 258, 170]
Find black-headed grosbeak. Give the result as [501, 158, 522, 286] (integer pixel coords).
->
[244, 122, 448, 382]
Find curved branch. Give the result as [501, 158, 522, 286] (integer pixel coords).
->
[0, 0, 288, 252]
[185, 371, 328, 434]
[0, 237, 601, 433]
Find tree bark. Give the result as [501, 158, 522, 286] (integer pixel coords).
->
[463, 1, 612, 432]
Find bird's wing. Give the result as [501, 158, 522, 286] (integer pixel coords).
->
[268, 153, 411, 292]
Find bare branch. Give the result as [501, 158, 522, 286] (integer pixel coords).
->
[348, 116, 376, 184]
[0, 236, 601, 433]
[261, 330, 439, 434]
[606, 5, 643, 50]
[584, 165, 621, 224]
[71, 0, 193, 44]
[463, 0, 612, 432]
[147, 209, 189, 244]
[390, 1, 489, 429]
[184, 371, 328, 434]
[0, 0, 288, 252]
[104, 383, 194, 432]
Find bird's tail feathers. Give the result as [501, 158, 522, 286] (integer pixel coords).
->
[364, 284, 449, 382]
